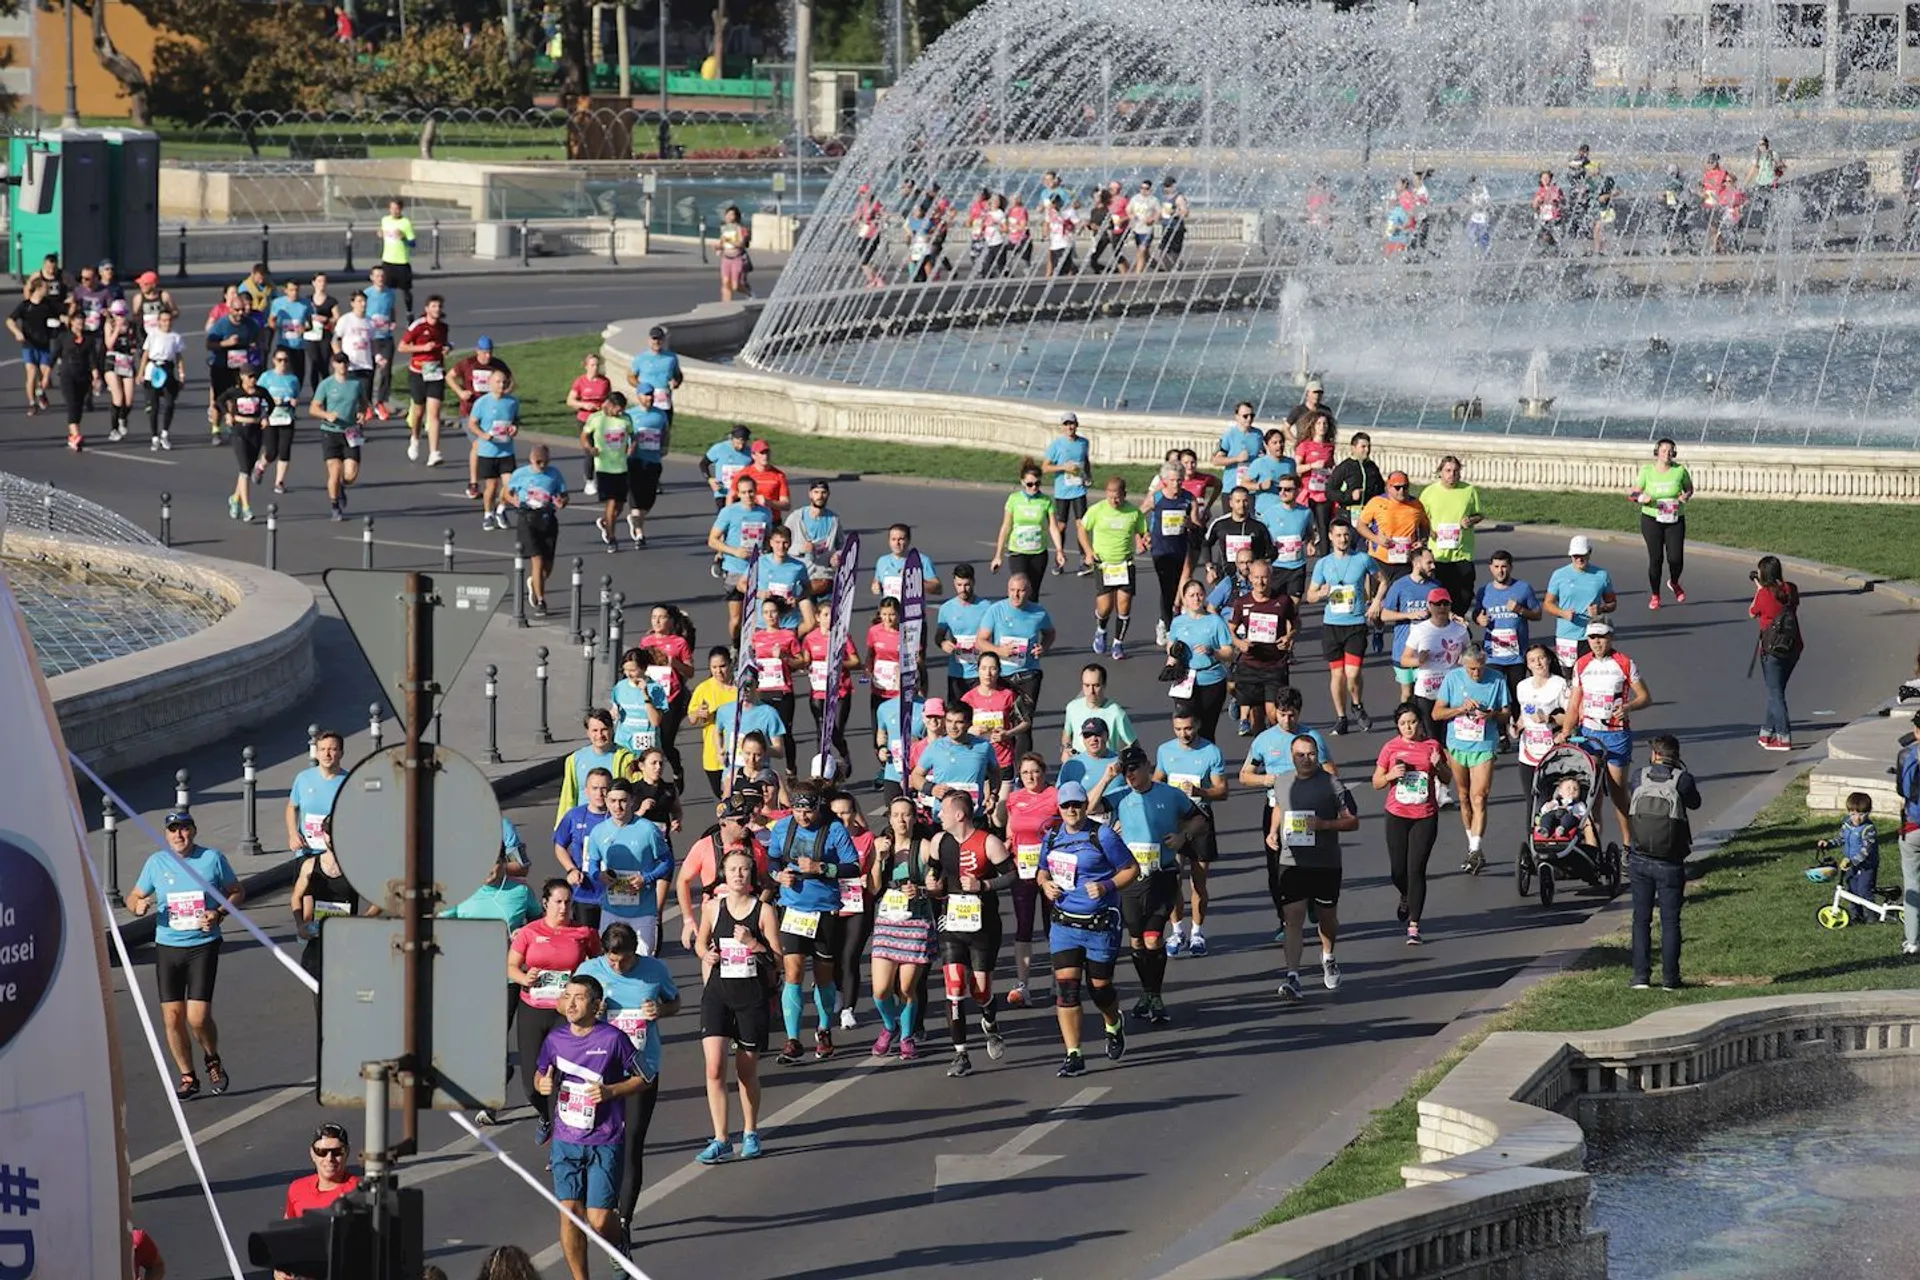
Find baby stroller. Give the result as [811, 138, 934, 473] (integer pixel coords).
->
[1515, 739, 1622, 907]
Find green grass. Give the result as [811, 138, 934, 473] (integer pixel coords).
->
[1243, 776, 1912, 1234]
[494, 336, 1920, 584]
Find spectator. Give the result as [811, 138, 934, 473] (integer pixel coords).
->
[1897, 709, 1920, 958]
[1747, 554, 1803, 751]
[1626, 734, 1702, 990]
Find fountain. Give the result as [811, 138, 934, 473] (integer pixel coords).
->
[742, 0, 1920, 450]
[1519, 347, 1555, 417]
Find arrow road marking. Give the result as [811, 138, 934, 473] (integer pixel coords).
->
[933, 1085, 1108, 1193]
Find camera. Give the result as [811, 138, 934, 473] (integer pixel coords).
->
[1749, 570, 1761, 583]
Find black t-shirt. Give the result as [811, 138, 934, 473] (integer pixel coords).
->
[221, 386, 270, 424]
[1204, 515, 1274, 573]
[1328, 457, 1385, 508]
[11, 297, 61, 348]
[629, 777, 678, 830]
[1285, 402, 1338, 435]
[1230, 592, 1299, 668]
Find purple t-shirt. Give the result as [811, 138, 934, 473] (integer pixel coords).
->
[535, 1021, 642, 1146]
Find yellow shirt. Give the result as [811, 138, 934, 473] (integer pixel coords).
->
[380, 215, 415, 266]
[689, 677, 738, 772]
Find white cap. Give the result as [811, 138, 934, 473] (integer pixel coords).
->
[1585, 621, 1613, 637]
[1567, 535, 1593, 556]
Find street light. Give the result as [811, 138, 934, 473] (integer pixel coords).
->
[60, 0, 80, 128]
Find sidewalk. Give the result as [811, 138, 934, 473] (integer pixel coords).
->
[151, 239, 786, 288]
[101, 593, 601, 947]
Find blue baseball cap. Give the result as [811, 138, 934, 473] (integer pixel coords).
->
[164, 810, 196, 829]
[1056, 781, 1089, 805]
[475, 335, 494, 351]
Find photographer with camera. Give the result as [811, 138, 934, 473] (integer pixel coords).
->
[1747, 555, 1803, 751]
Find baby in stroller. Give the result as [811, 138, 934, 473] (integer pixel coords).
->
[1815, 791, 1881, 923]
[1536, 777, 1599, 847]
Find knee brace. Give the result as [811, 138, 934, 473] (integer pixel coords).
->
[943, 962, 969, 1003]
[970, 973, 993, 1006]
[1054, 977, 1082, 1008]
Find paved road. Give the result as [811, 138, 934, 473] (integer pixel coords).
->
[13, 300, 1915, 1278]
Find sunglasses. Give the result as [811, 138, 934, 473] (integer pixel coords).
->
[312, 1146, 347, 1159]
[1059, 800, 1088, 809]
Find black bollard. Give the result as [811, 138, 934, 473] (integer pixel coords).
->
[597, 575, 613, 656]
[484, 664, 503, 763]
[103, 793, 123, 907]
[536, 646, 553, 743]
[362, 515, 375, 569]
[239, 745, 262, 857]
[260, 222, 271, 275]
[581, 632, 597, 720]
[443, 528, 455, 571]
[265, 503, 279, 571]
[567, 558, 585, 643]
[520, 218, 531, 268]
[307, 724, 320, 762]
[512, 553, 529, 628]
[177, 225, 189, 280]
[369, 702, 384, 753]
[160, 492, 172, 548]
[609, 215, 619, 267]
[431, 220, 442, 271]
[607, 606, 625, 686]
[174, 768, 191, 812]
[344, 220, 356, 274]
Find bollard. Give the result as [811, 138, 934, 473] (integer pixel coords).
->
[607, 606, 625, 683]
[581, 631, 597, 719]
[239, 745, 262, 857]
[698, 216, 708, 264]
[160, 492, 172, 548]
[174, 768, 191, 812]
[260, 222, 271, 275]
[103, 793, 123, 907]
[431, 219, 442, 271]
[512, 553, 529, 628]
[443, 528, 455, 571]
[369, 702, 384, 753]
[609, 215, 620, 267]
[484, 664, 503, 763]
[597, 575, 613, 656]
[344, 220, 356, 273]
[520, 218, 531, 268]
[567, 557, 585, 643]
[362, 515, 376, 568]
[536, 645, 553, 743]
[308, 723, 321, 762]
[177, 225, 189, 281]
[265, 503, 279, 570]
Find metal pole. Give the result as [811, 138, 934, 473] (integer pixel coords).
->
[609, 215, 620, 267]
[607, 606, 625, 687]
[177, 226, 188, 281]
[567, 557, 585, 642]
[308, 724, 321, 762]
[520, 219, 531, 268]
[443, 528, 455, 571]
[581, 631, 597, 719]
[431, 220, 442, 272]
[239, 746, 262, 857]
[361, 1060, 392, 1189]
[265, 503, 279, 571]
[536, 645, 553, 743]
[103, 793, 123, 907]
[261, 223, 272, 275]
[400, 569, 431, 1152]
[363, 515, 376, 568]
[698, 215, 708, 263]
[512, 553, 529, 628]
[598, 574, 613, 655]
[484, 664, 503, 763]
[160, 492, 172, 547]
[174, 768, 191, 812]
[345, 221, 356, 274]
[369, 702, 384, 753]
[60, 0, 78, 128]
[658, 0, 670, 157]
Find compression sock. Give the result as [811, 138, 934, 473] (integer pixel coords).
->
[978, 993, 999, 1035]
[875, 995, 901, 1034]
[1115, 612, 1132, 642]
[781, 981, 805, 1042]
[1131, 946, 1153, 988]
[949, 1002, 968, 1049]
[1094, 610, 1110, 635]
[1145, 949, 1168, 995]
[899, 999, 919, 1038]
[813, 982, 838, 1028]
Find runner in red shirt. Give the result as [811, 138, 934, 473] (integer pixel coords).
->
[397, 293, 450, 464]
[804, 626, 860, 773]
[284, 1122, 362, 1219]
[994, 752, 1058, 1006]
[745, 441, 791, 519]
[567, 351, 613, 495]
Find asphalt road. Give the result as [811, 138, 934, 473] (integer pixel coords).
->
[11, 279, 1916, 1279]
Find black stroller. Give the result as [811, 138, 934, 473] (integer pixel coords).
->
[1515, 738, 1622, 907]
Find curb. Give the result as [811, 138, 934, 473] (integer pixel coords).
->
[110, 754, 566, 951]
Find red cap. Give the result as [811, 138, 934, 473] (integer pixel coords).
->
[1426, 587, 1453, 604]
[1387, 470, 1410, 485]
[751, 440, 770, 455]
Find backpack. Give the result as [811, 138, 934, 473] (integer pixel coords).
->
[1759, 588, 1800, 658]
[1630, 767, 1690, 861]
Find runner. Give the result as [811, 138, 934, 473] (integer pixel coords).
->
[283, 1122, 360, 1221]
[1229, 560, 1301, 737]
[936, 564, 991, 705]
[534, 974, 650, 1280]
[873, 692, 926, 806]
[126, 811, 241, 1099]
[219, 365, 269, 521]
[788, 478, 843, 599]
[976, 574, 1054, 756]
[1472, 550, 1543, 749]
[555, 710, 637, 823]
[1306, 520, 1384, 735]
[695, 844, 779, 1161]
[573, 921, 678, 1250]
[1155, 708, 1229, 959]
[290, 816, 375, 1023]
[928, 791, 1015, 1076]
[363, 266, 399, 420]
[331, 290, 376, 411]
[466, 365, 521, 531]
[627, 325, 685, 443]
[583, 782, 674, 957]
[609, 651, 669, 770]
[962, 650, 1025, 779]
[1111, 744, 1208, 1023]
[767, 781, 862, 1063]
[993, 752, 1057, 1007]
[1269, 735, 1358, 1002]
[398, 294, 451, 467]
[1543, 536, 1619, 676]
[1043, 413, 1093, 576]
[1203, 486, 1274, 580]
[827, 792, 875, 1029]
[1514, 644, 1570, 798]
[49, 311, 98, 451]
[1397, 583, 1468, 728]
[1036, 780, 1137, 1075]
[509, 880, 602, 1141]
[715, 204, 753, 300]
[743, 440, 791, 524]
[1060, 720, 1129, 814]
[626, 387, 668, 546]
[451, 336, 514, 500]
[309, 352, 368, 522]
[747, 596, 806, 774]
[1166, 579, 1235, 743]
[1563, 621, 1653, 844]
[567, 352, 612, 496]
[873, 522, 942, 599]
[803, 607, 859, 779]
[7, 276, 59, 415]
[1143, 464, 1199, 646]
[1356, 470, 1431, 599]
[265, 278, 313, 389]
[1241, 686, 1336, 942]
[255, 347, 302, 497]
[580, 390, 634, 554]
[286, 729, 346, 854]
[714, 683, 790, 789]
[750, 524, 814, 638]
[1379, 545, 1443, 716]
[1060, 662, 1137, 759]
[378, 197, 417, 317]
[101, 299, 138, 441]
[1419, 456, 1484, 609]
[868, 795, 937, 1059]
[686, 649, 739, 799]
[1630, 438, 1695, 609]
[1129, 178, 1161, 271]
[866, 595, 905, 730]
[1434, 644, 1510, 873]
[1245, 428, 1299, 497]
[1211, 402, 1267, 495]
[1254, 473, 1315, 600]
[301, 273, 340, 395]
[553, 768, 615, 931]
[1077, 476, 1150, 658]
[910, 702, 1002, 817]
[502, 443, 568, 615]
[708, 474, 775, 636]
[1372, 706, 1445, 945]
[1327, 430, 1385, 516]
[675, 794, 769, 950]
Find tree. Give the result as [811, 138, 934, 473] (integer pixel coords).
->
[142, 0, 353, 135]
[362, 22, 534, 154]
[552, 0, 589, 96]
[80, 0, 151, 126]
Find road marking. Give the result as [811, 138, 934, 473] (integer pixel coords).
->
[129, 1082, 314, 1177]
[334, 535, 518, 560]
[932, 1085, 1108, 1192]
[91, 450, 178, 466]
[529, 1060, 880, 1272]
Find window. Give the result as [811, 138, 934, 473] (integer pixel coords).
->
[1776, 2, 1826, 47]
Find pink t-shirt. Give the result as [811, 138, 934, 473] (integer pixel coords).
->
[963, 685, 1020, 768]
[1375, 736, 1445, 820]
[1004, 785, 1059, 853]
[636, 632, 691, 701]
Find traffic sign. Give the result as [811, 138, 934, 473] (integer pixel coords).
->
[324, 569, 506, 732]
[329, 745, 507, 912]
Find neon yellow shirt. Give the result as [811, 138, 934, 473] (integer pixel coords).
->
[380, 215, 415, 266]
[1079, 500, 1147, 566]
[1418, 481, 1482, 563]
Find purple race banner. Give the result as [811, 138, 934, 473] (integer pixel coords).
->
[897, 550, 926, 725]
[725, 544, 763, 782]
[818, 531, 862, 757]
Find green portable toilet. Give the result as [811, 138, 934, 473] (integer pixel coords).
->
[94, 128, 161, 275]
[8, 130, 112, 280]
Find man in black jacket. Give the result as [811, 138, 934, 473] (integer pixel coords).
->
[1627, 733, 1702, 990]
[1327, 431, 1385, 513]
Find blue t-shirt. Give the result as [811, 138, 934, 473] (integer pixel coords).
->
[1246, 453, 1297, 491]
[629, 406, 668, 465]
[916, 734, 995, 799]
[289, 765, 346, 849]
[1383, 574, 1437, 659]
[630, 350, 682, 403]
[1045, 436, 1091, 500]
[469, 392, 520, 458]
[1216, 427, 1265, 482]
[135, 846, 239, 948]
[1147, 492, 1192, 559]
[1156, 738, 1227, 809]
[1475, 580, 1541, 666]
[1246, 725, 1332, 783]
[936, 597, 991, 680]
[979, 600, 1052, 676]
[441, 880, 537, 928]
[1545, 564, 1616, 641]
[266, 296, 313, 349]
[876, 697, 924, 782]
[610, 677, 670, 753]
[569, 744, 622, 801]
[1059, 751, 1127, 804]
[711, 502, 774, 576]
[311, 375, 364, 430]
[363, 286, 397, 335]
[1041, 822, 1133, 916]
[206, 314, 261, 369]
[1112, 782, 1200, 874]
[553, 803, 612, 873]
[582, 818, 674, 920]
[1254, 496, 1314, 568]
[766, 816, 860, 912]
[873, 550, 938, 600]
[574, 954, 678, 1082]
[1207, 573, 1244, 612]
[1438, 667, 1510, 755]
[507, 463, 567, 514]
[751, 556, 810, 630]
[704, 441, 754, 496]
[1312, 553, 1378, 627]
[716, 701, 787, 764]
[257, 369, 302, 408]
[1168, 611, 1234, 686]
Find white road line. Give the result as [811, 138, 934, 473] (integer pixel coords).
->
[128, 1082, 314, 1177]
[91, 450, 178, 466]
[333, 535, 517, 560]
[529, 1061, 880, 1272]
[997, 1085, 1107, 1156]
[931, 1085, 1108, 1191]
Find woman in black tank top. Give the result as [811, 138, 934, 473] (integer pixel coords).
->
[695, 848, 780, 1163]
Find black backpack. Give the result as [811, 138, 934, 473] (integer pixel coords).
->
[1759, 588, 1800, 659]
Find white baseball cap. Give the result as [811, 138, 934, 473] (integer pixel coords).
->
[1567, 536, 1593, 556]
[1585, 621, 1613, 637]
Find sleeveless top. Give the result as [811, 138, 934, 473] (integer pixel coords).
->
[711, 895, 770, 1008]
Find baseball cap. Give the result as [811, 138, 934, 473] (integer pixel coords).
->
[751, 440, 771, 455]
[164, 810, 196, 829]
[729, 424, 752, 440]
[1585, 620, 1614, 637]
[809, 478, 831, 491]
[718, 793, 755, 821]
[648, 325, 667, 340]
[1426, 587, 1453, 605]
[1387, 470, 1411, 486]
[109, 299, 128, 315]
[1568, 535, 1594, 556]
[636, 382, 655, 397]
[137, 270, 159, 286]
[98, 258, 114, 270]
[924, 697, 946, 716]
[1305, 378, 1324, 392]
[1056, 781, 1090, 805]
[1117, 744, 1150, 769]
[475, 335, 494, 351]
[1060, 412, 1079, 426]
[1081, 718, 1108, 738]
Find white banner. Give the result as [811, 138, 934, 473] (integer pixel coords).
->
[0, 507, 132, 1279]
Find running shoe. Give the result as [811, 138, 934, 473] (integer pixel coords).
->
[1155, 619, 1169, 647]
[1278, 973, 1305, 1003]
[374, 402, 391, 422]
[228, 496, 241, 520]
[1763, 737, 1792, 752]
[1437, 783, 1456, 809]
[1005, 982, 1030, 1008]
[1188, 928, 1208, 957]
[1057, 1051, 1087, 1077]
[407, 437, 420, 461]
[1461, 850, 1485, 875]
[1273, 924, 1287, 945]
[596, 517, 613, 547]
[1757, 735, 1774, 748]
[252, 458, 267, 482]
[899, 1036, 919, 1060]
[330, 503, 344, 523]
[870, 1029, 894, 1057]
[1147, 995, 1170, 1024]
[480, 514, 496, 532]
[1353, 703, 1373, 732]
[1237, 712, 1252, 737]
[1322, 955, 1342, 991]
[1903, 942, 1918, 956]
[946, 1050, 974, 1078]
[426, 450, 444, 466]
[1077, 560, 1094, 577]
[1165, 927, 1186, 958]
[814, 1029, 836, 1060]
[175, 1071, 201, 1102]
[108, 424, 125, 442]
[1397, 895, 1410, 923]
[1630, 981, 1651, 991]
[150, 435, 160, 452]
[1111, 641, 1126, 661]
[983, 1027, 1007, 1061]
[1092, 631, 1108, 656]
[839, 1006, 857, 1031]
[584, 478, 599, 498]
[740, 1131, 763, 1159]
[776, 1038, 805, 1065]
[465, 483, 481, 500]
[241, 504, 254, 523]
[158, 432, 172, 451]
[1405, 923, 1423, 946]
[1648, 594, 1661, 611]
[535, 1118, 553, 1146]
[695, 1138, 733, 1165]
[1669, 580, 1686, 603]
[627, 510, 644, 542]
[473, 1108, 498, 1126]
[1331, 714, 1351, 736]
[273, 481, 286, 496]
[1104, 1019, 1127, 1061]
[1129, 994, 1152, 1021]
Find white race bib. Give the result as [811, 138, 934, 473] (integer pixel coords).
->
[1247, 612, 1280, 644]
[421, 361, 444, 382]
[1015, 843, 1041, 880]
[1435, 524, 1462, 551]
[1414, 668, 1447, 700]
[882, 575, 903, 601]
[943, 893, 983, 933]
[1392, 771, 1431, 807]
[756, 655, 790, 693]
[873, 658, 899, 691]
[1100, 561, 1132, 587]
[610, 1008, 649, 1047]
[1329, 584, 1358, 613]
[838, 880, 866, 916]
[1128, 842, 1159, 876]
[781, 907, 821, 939]
[530, 968, 570, 1005]
[1168, 773, 1202, 797]
[165, 890, 206, 929]
[1010, 525, 1045, 553]
[809, 659, 830, 690]
[1282, 810, 1315, 847]
[557, 1080, 596, 1132]
[1169, 672, 1197, 699]
[268, 404, 295, 427]
[1388, 536, 1413, 564]
[1276, 535, 1303, 561]
[1454, 711, 1487, 744]
[971, 709, 1004, 735]
[1555, 637, 1581, 668]
[225, 349, 251, 369]
[605, 874, 643, 908]
[312, 899, 353, 921]
[1044, 851, 1078, 890]
[1488, 625, 1520, 660]
[877, 888, 912, 924]
[718, 939, 755, 979]
[1002, 637, 1030, 663]
[1225, 534, 1253, 560]
[1159, 509, 1187, 537]
[1656, 498, 1681, 524]
[1520, 724, 1557, 765]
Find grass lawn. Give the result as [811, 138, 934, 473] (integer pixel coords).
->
[498, 336, 1920, 583]
[133, 118, 779, 163]
[1242, 776, 1912, 1234]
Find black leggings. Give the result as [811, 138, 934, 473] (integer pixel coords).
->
[837, 906, 873, 1012]
[1385, 812, 1440, 923]
[304, 340, 330, 394]
[58, 372, 90, 425]
[1012, 876, 1042, 943]
[616, 1077, 660, 1222]
[764, 692, 798, 773]
[144, 374, 180, 437]
[809, 698, 849, 772]
[1005, 669, 1044, 761]
[515, 1003, 563, 1120]
[1641, 514, 1685, 593]
[1176, 678, 1228, 743]
[659, 693, 689, 785]
[1008, 552, 1049, 599]
[1306, 498, 1334, 546]
[1152, 553, 1187, 628]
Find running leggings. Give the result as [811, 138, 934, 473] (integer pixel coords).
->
[836, 906, 874, 1013]
[1007, 552, 1049, 599]
[1640, 514, 1685, 594]
[809, 698, 849, 773]
[515, 1004, 563, 1121]
[1012, 876, 1041, 943]
[763, 692, 798, 773]
[1152, 553, 1187, 628]
[1005, 670, 1044, 761]
[1177, 678, 1228, 744]
[1385, 812, 1441, 923]
[144, 374, 180, 438]
[659, 694, 689, 786]
[58, 372, 90, 426]
[616, 1077, 660, 1222]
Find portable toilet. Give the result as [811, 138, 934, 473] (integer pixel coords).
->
[94, 128, 161, 276]
[8, 130, 112, 279]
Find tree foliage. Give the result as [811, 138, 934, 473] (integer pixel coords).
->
[362, 22, 533, 111]
[143, 0, 352, 121]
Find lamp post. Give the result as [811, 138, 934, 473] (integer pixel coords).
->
[657, 0, 671, 158]
[60, 0, 80, 128]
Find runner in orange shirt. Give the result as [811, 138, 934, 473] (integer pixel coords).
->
[745, 440, 792, 521]
[1356, 470, 1432, 656]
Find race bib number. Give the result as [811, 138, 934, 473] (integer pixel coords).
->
[530, 968, 570, 1005]
[882, 575, 903, 600]
[1169, 672, 1196, 699]
[225, 348, 251, 369]
[757, 656, 790, 692]
[301, 813, 328, 848]
[304, 319, 325, 342]
[873, 659, 899, 691]
[765, 580, 794, 601]
[877, 888, 912, 924]
[1455, 711, 1487, 744]
[1414, 668, 1446, 700]
[781, 907, 821, 939]
[1128, 842, 1159, 875]
[644, 664, 671, 690]
[838, 880, 866, 916]
[1306, 468, 1329, 497]
[421, 361, 444, 382]
[557, 1080, 595, 1132]
[1016, 844, 1041, 880]
[634, 424, 662, 452]
[1656, 498, 1681, 524]
[971, 709, 1003, 735]
[1233, 466, 1252, 491]
[110, 352, 134, 378]
[165, 891, 207, 929]
[1329, 584, 1358, 613]
[268, 404, 295, 427]
[718, 939, 755, 979]
[1159, 509, 1186, 537]
[952, 634, 977, 654]
[344, 427, 365, 448]
[610, 1008, 649, 1047]
[1010, 525, 1045, 554]
[313, 899, 353, 921]
[489, 420, 518, 441]
[1002, 637, 1031, 663]
[524, 487, 553, 510]
[1555, 637, 1581, 668]
[605, 875, 643, 908]
[371, 315, 394, 335]
[1435, 524, 1462, 551]
[1392, 770, 1431, 807]
[1488, 626, 1520, 660]
[1247, 612, 1280, 644]
[1388, 536, 1413, 564]
[1100, 561, 1132, 587]
[1276, 535, 1303, 561]
[653, 389, 671, 411]
[1520, 724, 1556, 763]
[282, 321, 304, 343]
[809, 659, 830, 689]
[741, 522, 766, 548]
[1225, 534, 1253, 560]
[943, 893, 983, 933]
[1282, 810, 1315, 847]
[717, 464, 743, 493]
[1169, 774, 1202, 798]
[1044, 851, 1078, 890]
[1586, 691, 1623, 729]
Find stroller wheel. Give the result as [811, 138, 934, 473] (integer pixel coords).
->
[1817, 904, 1851, 930]
[1538, 864, 1557, 908]
[1516, 845, 1534, 898]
